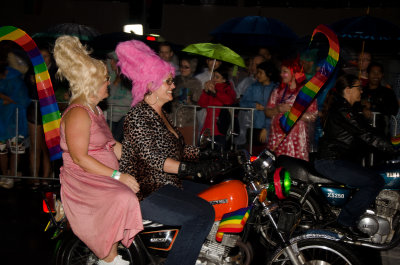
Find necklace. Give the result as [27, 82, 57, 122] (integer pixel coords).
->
[146, 95, 159, 106]
[86, 104, 96, 114]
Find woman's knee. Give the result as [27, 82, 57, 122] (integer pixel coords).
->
[195, 198, 215, 223]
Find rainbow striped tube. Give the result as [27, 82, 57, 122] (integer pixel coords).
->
[0, 26, 62, 161]
[280, 24, 340, 134]
[391, 135, 400, 146]
[215, 206, 251, 242]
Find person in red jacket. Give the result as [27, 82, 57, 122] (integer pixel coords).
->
[198, 64, 236, 148]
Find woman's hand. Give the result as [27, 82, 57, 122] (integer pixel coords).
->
[0, 93, 15, 105]
[204, 80, 216, 94]
[277, 103, 291, 113]
[259, 128, 268, 143]
[119, 173, 140, 193]
[255, 103, 265, 111]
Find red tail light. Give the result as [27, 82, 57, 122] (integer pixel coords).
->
[43, 192, 56, 213]
[146, 36, 156, 41]
[250, 156, 258, 162]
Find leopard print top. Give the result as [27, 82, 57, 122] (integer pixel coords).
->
[119, 101, 199, 200]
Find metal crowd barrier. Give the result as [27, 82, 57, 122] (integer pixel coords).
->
[173, 104, 256, 152]
[0, 101, 127, 180]
[1, 101, 399, 180]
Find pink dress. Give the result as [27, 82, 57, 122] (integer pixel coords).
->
[59, 104, 143, 258]
[266, 87, 317, 161]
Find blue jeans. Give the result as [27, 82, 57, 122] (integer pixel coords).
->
[314, 159, 384, 226]
[140, 182, 214, 265]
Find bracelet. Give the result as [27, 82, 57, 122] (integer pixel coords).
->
[111, 170, 121, 180]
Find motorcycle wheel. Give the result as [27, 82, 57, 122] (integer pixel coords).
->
[289, 186, 322, 230]
[259, 187, 321, 248]
[55, 232, 146, 265]
[267, 238, 361, 265]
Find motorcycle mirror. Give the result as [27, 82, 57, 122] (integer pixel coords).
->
[199, 129, 212, 149]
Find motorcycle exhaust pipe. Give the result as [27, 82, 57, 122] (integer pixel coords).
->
[343, 233, 400, 250]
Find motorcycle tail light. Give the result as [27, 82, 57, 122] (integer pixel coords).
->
[250, 156, 258, 162]
[258, 189, 267, 202]
[43, 192, 56, 213]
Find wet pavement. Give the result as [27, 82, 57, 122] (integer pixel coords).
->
[0, 178, 396, 265]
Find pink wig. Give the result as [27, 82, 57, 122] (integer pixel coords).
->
[116, 40, 175, 106]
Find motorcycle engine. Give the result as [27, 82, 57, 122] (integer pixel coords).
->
[358, 190, 400, 244]
[197, 221, 242, 265]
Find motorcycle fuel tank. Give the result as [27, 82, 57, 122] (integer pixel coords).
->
[376, 160, 400, 189]
[198, 180, 248, 221]
[320, 186, 351, 207]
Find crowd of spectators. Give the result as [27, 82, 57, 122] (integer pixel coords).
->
[1, 36, 400, 189]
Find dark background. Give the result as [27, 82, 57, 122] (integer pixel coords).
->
[2, 0, 400, 46]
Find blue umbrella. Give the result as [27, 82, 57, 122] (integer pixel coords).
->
[330, 15, 400, 41]
[210, 16, 298, 46]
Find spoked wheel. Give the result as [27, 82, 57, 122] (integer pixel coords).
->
[268, 238, 361, 265]
[258, 190, 320, 248]
[258, 187, 322, 248]
[289, 187, 322, 230]
[55, 232, 146, 265]
[233, 240, 253, 265]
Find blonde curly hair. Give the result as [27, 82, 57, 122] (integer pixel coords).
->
[53, 36, 107, 104]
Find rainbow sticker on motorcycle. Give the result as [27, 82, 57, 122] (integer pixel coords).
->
[0, 26, 62, 161]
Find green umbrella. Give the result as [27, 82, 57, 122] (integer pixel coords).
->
[182, 43, 246, 68]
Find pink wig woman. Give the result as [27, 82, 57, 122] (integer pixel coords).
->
[116, 40, 175, 106]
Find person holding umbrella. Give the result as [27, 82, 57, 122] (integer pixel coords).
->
[198, 64, 237, 148]
[182, 43, 246, 145]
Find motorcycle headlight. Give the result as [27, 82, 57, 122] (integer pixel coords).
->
[251, 149, 276, 178]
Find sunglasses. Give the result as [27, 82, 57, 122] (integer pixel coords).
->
[164, 78, 174, 85]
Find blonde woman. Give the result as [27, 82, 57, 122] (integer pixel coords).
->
[54, 36, 143, 265]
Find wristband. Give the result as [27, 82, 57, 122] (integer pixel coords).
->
[111, 170, 121, 180]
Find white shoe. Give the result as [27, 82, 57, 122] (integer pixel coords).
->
[9, 136, 25, 154]
[97, 255, 129, 265]
[114, 255, 129, 265]
[1, 178, 14, 189]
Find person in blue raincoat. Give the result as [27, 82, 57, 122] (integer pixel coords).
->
[0, 56, 31, 180]
[240, 61, 279, 155]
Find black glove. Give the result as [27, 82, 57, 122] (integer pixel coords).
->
[178, 160, 228, 181]
[199, 147, 223, 161]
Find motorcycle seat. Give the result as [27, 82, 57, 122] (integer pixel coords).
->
[276, 155, 336, 184]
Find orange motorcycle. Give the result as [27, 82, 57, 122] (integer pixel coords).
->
[43, 149, 361, 265]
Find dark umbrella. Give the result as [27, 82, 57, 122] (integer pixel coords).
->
[210, 16, 298, 47]
[33, 23, 100, 43]
[330, 15, 400, 41]
[90, 32, 141, 59]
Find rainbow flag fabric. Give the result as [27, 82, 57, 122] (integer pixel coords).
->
[0, 26, 62, 160]
[391, 134, 400, 146]
[215, 206, 252, 242]
[279, 24, 340, 134]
